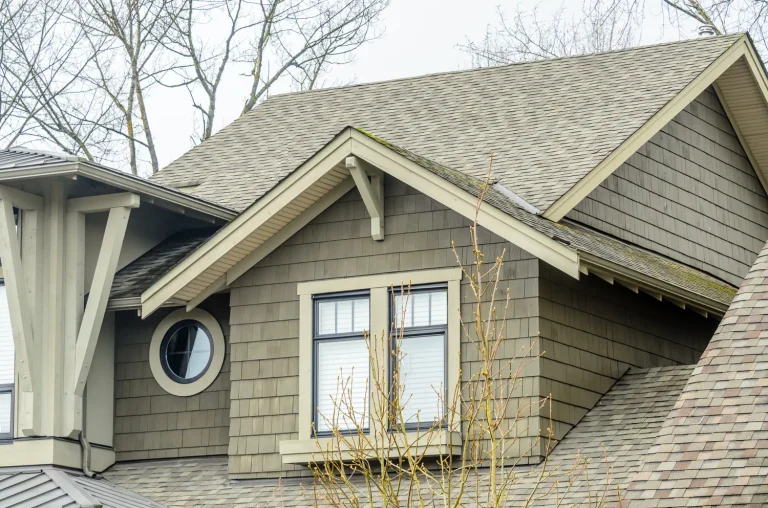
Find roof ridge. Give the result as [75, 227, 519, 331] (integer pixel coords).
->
[264, 33, 745, 101]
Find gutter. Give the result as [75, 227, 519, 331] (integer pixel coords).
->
[0, 161, 237, 222]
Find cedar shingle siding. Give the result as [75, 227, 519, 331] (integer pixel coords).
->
[538, 262, 717, 440]
[569, 87, 768, 286]
[113, 295, 231, 461]
[225, 176, 720, 479]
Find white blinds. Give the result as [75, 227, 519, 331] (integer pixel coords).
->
[398, 334, 444, 426]
[315, 339, 369, 433]
[394, 290, 448, 328]
[0, 392, 9, 435]
[317, 298, 369, 335]
[0, 285, 13, 385]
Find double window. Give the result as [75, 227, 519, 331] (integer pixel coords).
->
[0, 284, 14, 439]
[312, 285, 448, 435]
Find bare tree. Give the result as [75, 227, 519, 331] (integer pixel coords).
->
[73, 0, 185, 174]
[163, 0, 387, 144]
[462, 0, 646, 66]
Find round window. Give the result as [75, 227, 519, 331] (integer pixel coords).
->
[160, 320, 214, 383]
[150, 308, 225, 397]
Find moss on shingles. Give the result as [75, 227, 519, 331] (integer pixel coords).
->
[355, 127, 737, 307]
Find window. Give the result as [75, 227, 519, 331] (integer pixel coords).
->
[149, 308, 225, 397]
[0, 284, 13, 439]
[313, 293, 370, 434]
[160, 320, 214, 384]
[392, 285, 447, 429]
[282, 268, 461, 464]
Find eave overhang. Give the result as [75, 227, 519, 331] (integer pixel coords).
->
[139, 127, 582, 317]
[0, 159, 236, 223]
[544, 33, 768, 221]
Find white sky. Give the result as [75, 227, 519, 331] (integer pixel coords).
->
[144, 0, 700, 175]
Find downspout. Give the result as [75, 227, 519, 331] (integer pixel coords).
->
[78, 431, 101, 479]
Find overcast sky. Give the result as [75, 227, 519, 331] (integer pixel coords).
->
[144, 0, 697, 174]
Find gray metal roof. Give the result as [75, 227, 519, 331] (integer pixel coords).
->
[0, 148, 83, 170]
[0, 468, 162, 507]
[150, 35, 742, 213]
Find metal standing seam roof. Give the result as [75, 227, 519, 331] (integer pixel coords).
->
[149, 35, 743, 213]
[0, 468, 163, 507]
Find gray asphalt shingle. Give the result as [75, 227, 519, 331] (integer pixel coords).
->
[150, 35, 742, 214]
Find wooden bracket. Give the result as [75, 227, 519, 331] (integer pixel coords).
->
[73, 206, 131, 397]
[67, 192, 140, 214]
[0, 185, 44, 210]
[346, 156, 384, 241]
[0, 198, 41, 435]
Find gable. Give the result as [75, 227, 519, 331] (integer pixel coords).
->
[568, 86, 768, 286]
[149, 35, 742, 214]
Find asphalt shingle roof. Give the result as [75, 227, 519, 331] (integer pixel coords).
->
[150, 35, 742, 213]
[110, 228, 218, 299]
[626, 239, 768, 507]
[105, 366, 692, 507]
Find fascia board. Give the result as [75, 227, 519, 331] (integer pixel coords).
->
[543, 35, 752, 222]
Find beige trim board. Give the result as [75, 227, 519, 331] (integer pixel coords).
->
[544, 35, 768, 221]
[296, 267, 463, 295]
[296, 268, 462, 449]
[149, 308, 226, 397]
[279, 430, 462, 465]
[0, 438, 115, 472]
[141, 127, 580, 316]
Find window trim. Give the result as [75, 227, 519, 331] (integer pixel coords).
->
[389, 283, 449, 432]
[0, 279, 13, 440]
[286, 267, 462, 461]
[312, 290, 371, 436]
[0, 383, 12, 440]
[149, 308, 225, 397]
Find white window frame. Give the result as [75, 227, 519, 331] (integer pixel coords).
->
[279, 268, 461, 464]
[0, 281, 13, 440]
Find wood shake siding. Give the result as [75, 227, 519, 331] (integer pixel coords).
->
[113, 295, 231, 461]
[568, 87, 768, 287]
[227, 178, 543, 479]
[538, 261, 717, 440]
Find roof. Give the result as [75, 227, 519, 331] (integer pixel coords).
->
[0, 148, 236, 222]
[110, 228, 218, 301]
[626, 239, 768, 506]
[104, 366, 692, 506]
[140, 126, 736, 316]
[0, 467, 163, 507]
[150, 35, 744, 214]
[367, 130, 737, 311]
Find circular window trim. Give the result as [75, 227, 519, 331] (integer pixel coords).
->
[150, 308, 225, 397]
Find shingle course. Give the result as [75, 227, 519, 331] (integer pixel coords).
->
[106, 366, 692, 506]
[626, 238, 768, 506]
[150, 35, 742, 213]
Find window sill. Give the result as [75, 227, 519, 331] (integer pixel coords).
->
[279, 430, 462, 465]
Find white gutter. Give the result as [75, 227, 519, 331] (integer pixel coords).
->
[0, 161, 237, 222]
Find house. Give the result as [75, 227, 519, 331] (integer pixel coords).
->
[0, 32, 767, 506]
